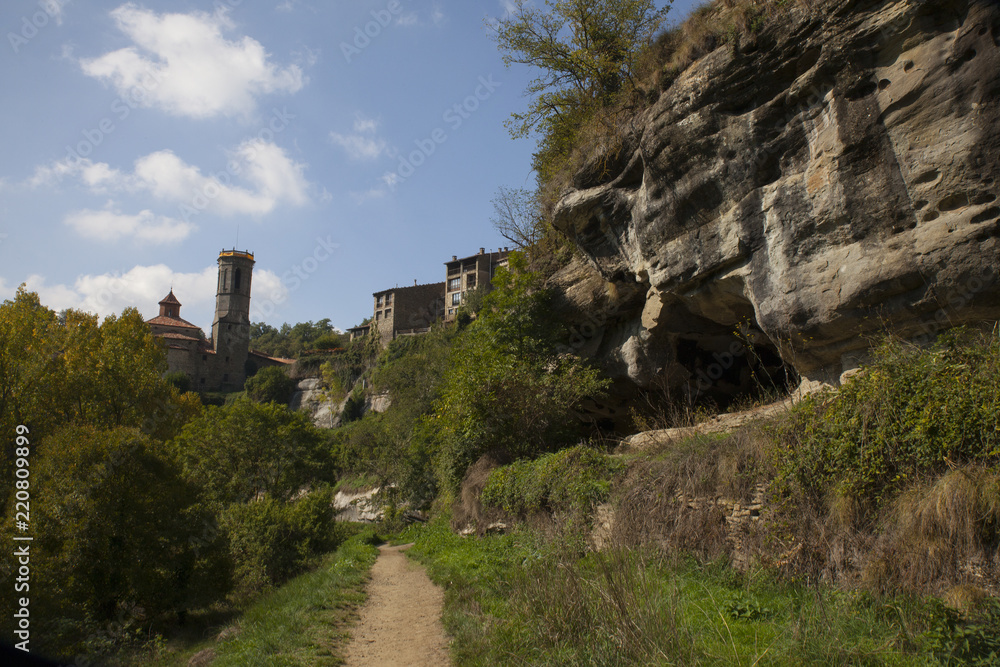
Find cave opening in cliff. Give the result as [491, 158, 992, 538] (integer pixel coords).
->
[675, 321, 798, 413]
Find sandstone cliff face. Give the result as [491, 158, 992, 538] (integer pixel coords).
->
[553, 0, 1000, 395]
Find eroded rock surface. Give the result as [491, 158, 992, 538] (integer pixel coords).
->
[553, 0, 1000, 394]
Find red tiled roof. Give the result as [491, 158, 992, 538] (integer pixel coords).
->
[147, 314, 200, 329]
[158, 290, 181, 306]
[248, 350, 295, 364]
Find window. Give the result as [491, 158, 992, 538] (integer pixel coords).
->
[200, 378, 205, 384]
[375, 311, 382, 321]
[223, 373, 229, 382]
[386, 293, 393, 305]
[448, 277, 460, 291]
[451, 292, 461, 306]
[448, 308, 454, 316]
[202, 355, 207, 361]
[384, 308, 392, 319]
[376, 295, 384, 307]
[466, 274, 476, 288]
[234, 268, 242, 290]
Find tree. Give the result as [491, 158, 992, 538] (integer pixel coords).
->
[245, 365, 298, 405]
[490, 185, 545, 249]
[491, 0, 671, 140]
[431, 253, 609, 485]
[171, 398, 330, 505]
[21, 426, 229, 641]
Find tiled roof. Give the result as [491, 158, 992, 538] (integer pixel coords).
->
[248, 350, 295, 364]
[147, 315, 200, 329]
[156, 332, 200, 341]
[373, 281, 445, 297]
[158, 290, 181, 306]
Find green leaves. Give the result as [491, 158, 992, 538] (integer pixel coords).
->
[171, 398, 329, 505]
[777, 330, 1000, 516]
[431, 253, 609, 486]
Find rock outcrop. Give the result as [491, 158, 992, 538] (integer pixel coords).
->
[553, 0, 1000, 395]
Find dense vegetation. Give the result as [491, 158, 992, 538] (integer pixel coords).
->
[0, 288, 346, 662]
[248, 318, 346, 359]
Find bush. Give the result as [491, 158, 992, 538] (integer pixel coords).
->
[481, 445, 624, 521]
[776, 330, 1000, 517]
[164, 370, 192, 393]
[221, 487, 343, 595]
[244, 365, 297, 405]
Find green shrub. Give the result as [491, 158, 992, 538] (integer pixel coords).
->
[481, 445, 625, 520]
[244, 365, 297, 405]
[776, 330, 1000, 516]
[221, 488, 343, 595]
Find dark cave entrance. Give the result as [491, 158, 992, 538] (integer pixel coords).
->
[674, 324, 798, 412]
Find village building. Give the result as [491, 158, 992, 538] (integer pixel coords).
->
[372, 281, 446, 345]
[147, 249, 291, 392]
[443, 248, 510, 322]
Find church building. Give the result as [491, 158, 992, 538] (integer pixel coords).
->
[147, 249, 291, 392]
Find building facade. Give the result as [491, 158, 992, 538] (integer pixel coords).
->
[372, 281, 446, 345]
[443, 248, 510, 322]
[147, 249, 290, 392]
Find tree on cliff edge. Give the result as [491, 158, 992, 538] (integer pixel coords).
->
[491, 0, 670, 140]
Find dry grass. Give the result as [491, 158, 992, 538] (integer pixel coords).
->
[611, 427, 769, 560]
[865, 467, 1000, 594]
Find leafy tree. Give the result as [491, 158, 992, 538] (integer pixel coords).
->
[244, 365, 297, 405]
[249, 318, 342, 358]
[492, 0, 671, 140]
[171, 398, 330, 505]
[430, 253, 609, 486]
[16, 426, 229, 648]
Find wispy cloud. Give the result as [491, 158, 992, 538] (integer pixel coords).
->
[29, 140, 310, 217]
[80, 4, 305, 119]
[64, 205, 195, 244]
[10, 264, 288, 324]
[328, 113, 387, 160]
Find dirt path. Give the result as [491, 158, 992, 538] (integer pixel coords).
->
[343, 543, 450, 667]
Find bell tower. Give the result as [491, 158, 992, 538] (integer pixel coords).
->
[212, 249, 255, 389]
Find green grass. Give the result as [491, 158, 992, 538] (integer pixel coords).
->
[139, 528, 379, 667]
[403, 519, 956, 666]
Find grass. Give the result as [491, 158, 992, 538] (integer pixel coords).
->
[404, 519, 976, 666]
[137, 527, 380, 667]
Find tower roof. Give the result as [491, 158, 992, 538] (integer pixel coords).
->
[159, 289, 181, 307]
[219, 248, 254, 261]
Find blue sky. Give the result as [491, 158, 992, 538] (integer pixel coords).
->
[0, 0, 698, 333]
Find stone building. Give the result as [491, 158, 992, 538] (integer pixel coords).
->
[444, 248, 510, 322]
[372, 281, 446, 345]
[147, 249, 291, 392]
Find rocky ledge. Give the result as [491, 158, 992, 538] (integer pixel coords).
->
[553, 0, 1000, 397]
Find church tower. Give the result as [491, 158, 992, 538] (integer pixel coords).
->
[212, 249, 255, 390]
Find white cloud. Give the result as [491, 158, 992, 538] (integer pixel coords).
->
[65, 206, 195, 244]
[328, 114, 387, 160]
[80, 4, 305, 119]
[275, 0, 295, 11]
[29, 140, 310, 217]
[16, 264, 288, 326]
[381, 172, 400, 189]
[396, 12, 418, 26]
[432, 5, 445, 25]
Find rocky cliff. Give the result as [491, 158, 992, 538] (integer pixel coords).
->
[552, 0, 1000, 398]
